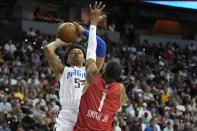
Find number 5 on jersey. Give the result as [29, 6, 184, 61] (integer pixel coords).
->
[74, 78, 81, 88]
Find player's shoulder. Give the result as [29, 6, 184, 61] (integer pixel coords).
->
[120, 83, 125, 88]
[61, 66, 75, 75]
[119, 83, 126, 92]
[62, 66, 69, 72]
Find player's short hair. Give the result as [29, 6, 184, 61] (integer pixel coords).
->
[105, 60, 122, 81]
[64, 44, 86, 65]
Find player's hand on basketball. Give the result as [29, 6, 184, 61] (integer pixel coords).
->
[79, 80, 85, 85]
[73, 22, 84, 39]
[89, 1, 106, 25]
[56, 38, 72, 46]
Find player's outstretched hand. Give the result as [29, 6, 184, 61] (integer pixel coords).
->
[89, 1, 106, 26]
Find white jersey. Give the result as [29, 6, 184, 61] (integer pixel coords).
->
[55, 66, 86, 131]
[59, 66, 86, 108]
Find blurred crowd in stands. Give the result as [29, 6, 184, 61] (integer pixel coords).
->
[0, 24, 196, 131]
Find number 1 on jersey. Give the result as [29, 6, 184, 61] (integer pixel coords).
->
[98, 92, 106, 112]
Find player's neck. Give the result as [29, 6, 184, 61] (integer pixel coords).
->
[76, 65, 83, 68]
[70, 64, 83, 68]
[70, 62, 84, 68]
[102, 73, 115, 84]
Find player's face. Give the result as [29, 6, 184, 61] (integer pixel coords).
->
[68, 48, 85, 66]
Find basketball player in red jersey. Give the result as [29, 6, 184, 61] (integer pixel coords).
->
[73, 2, 128, 131]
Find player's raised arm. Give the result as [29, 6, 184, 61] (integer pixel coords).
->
[73, 22, 106, 72]
[44, 39, 72, 80]
[85, 2, 107, 84]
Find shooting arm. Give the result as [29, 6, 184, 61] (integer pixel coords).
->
[44, 39, 67, 81]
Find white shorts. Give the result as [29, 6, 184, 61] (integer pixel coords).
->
[54, 107, 79, 131]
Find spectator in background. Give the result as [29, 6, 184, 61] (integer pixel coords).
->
[4, 40, 16, 55]
[10, 103, 24, 121]
[0, 119, 11, 131]
[32, 54, 40, 66]
[148, 102, 159, 115]
[0, 96, 12, 112]
[155, 117, 161, 131]
[27, 75, 40, 90]
[49, 12, 53, 22]
[34, 7, 41, 21]
[183, 122, 192, 131]
[161, 88, 171, 103]
[32, 92, 46, 107]
[126, 100, 135, 117]
[0, 46, 4, 64]
[14, 87, 24, 101]
[17, 125, 24, 131]
[113, 120, 122, 131]
[143, 86, 154, 102]
[126, 119, 139, 131]
[188, 43, 196, 52]
[27, 27, 36, 37]
[32, 102, 42, 117]
[139, 117, 146, 131]
[45, 103, 56, 117]
[139, 103, 152, 121]
[163, 121, 174, 131]
[143, 112, 150, 125]
[39, 74, 48, 88]
[145, 118, 158, 131]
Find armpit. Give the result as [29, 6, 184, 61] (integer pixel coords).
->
[82, 82, 90, 95]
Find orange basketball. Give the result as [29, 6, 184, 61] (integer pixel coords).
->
[56, 22, 78, 43]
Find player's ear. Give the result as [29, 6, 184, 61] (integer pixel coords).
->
[83, 58, 85, 64]
[67, 58, 70, 65]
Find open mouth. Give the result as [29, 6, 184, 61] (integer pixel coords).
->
[75, 54, 79, 57]
[73, 55, 81, 60]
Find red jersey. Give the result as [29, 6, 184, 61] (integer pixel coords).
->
[73, 76, 121, 131]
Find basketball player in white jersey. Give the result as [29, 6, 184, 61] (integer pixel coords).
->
[44, 2, 106, 130]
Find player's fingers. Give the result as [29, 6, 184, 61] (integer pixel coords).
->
[79, 80, 85, 82]
[101, 15, 107, 19]
[79, 80, 85, 85]
[65, 43, 72, 45]
[56, 38, 72, 45]
[73, 22, 79, 28]
[73, 21, 78, 25]
[73, 22, 81, 37]
[100, 4, 106, 11]
[94, 1, 97, 9]
[58, 40, 67, 45]
[99, 15, 107, 21]
[73, 21, 77, 27]
[89, 4, 92, 11]
[73, 22, 83, 31]
[97, 2, 102, 9]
